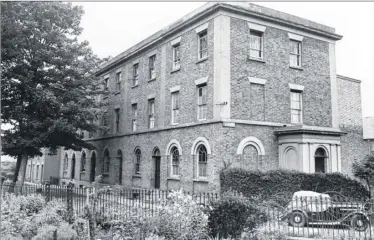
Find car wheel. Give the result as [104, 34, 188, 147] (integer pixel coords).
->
[289, 211, 306, 227]
[351, 214, 369, 232]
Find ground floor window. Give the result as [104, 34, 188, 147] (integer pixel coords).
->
[197, 145, 207, 177]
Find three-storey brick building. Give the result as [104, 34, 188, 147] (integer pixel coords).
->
[59, 2, 367, 192]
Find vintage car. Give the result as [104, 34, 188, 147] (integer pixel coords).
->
[281, 191, 370, 231]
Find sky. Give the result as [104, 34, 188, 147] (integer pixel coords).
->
[75, 2, 373, 117]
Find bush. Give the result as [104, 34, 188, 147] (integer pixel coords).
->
[208, 191, 267, 239]
[220, 168, 369, 203]
[147, 190, 209, 239]
[32, 223, 78, 240]
[1, 193, 72, 239]
[100, 190, 209, 240]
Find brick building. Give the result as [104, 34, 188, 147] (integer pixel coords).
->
[26, 148, 60, 184]
[59, 2, 368, 192]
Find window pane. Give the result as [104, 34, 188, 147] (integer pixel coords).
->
[250, 35, 261, 51]
[290, 54, 298, 66]
[250, 49, 262, 58]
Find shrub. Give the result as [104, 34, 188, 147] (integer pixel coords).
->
[220, 168, 369, 203]
[208, 191, 267, 239]
[101, 190, 209, 240]
[32, 223, 78, 240]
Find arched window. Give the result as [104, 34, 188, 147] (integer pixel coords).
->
[171, 147, 180, 176]
[81, 151, 86, 172]
[135, 148, 141, 175]
[315, 147, 327, 173]
[197, 145, 207, 177]
[117, 150, 123, 184]
[63, 154, 69, 171]
[102, 149, 110, 173]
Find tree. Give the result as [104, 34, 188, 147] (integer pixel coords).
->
[1, 2, 109, 184]
[352, 154, 374, 198]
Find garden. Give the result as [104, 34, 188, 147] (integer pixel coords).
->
[1, 168, 373, 240]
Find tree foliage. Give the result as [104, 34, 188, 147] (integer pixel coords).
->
[352, 154, 374, 196]
[1, 2, 109, 182]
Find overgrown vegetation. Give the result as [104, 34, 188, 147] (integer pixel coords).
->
[220, 168, 370, 203]
[208, 191, 267, 239]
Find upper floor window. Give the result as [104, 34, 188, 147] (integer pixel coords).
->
[134, 148, 141, 175]
[115, 108, 120, 133]
[102, 112, 108, 126]
[171, 91, 180, 124]
[116, 72, 121, 92]
[133, 63, 139, 86]
[198, 30, 208, 60]
[197, 85, 207, 120]
[104, 78, 109, 91]
[132, 103, 137, 131]
[149, 55, 156, 80]
[290, 90, 302, 124]
[148, 99, 155, 129]
[289, 40, 302, 67]
[172, 44, 181, 70]
[249, 30, 263, 59]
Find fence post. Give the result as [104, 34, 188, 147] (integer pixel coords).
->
[67, 182, 74, 224]
[45, 181, 51, 202]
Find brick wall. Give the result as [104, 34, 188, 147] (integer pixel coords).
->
[230, 17, 332, 127]
[337, 76, 370, 176]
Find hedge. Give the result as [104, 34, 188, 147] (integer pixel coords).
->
[220, 168, 370, 201]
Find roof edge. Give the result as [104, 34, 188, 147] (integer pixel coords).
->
[337, 74, 361, 84]
[95, 3, 343, 76]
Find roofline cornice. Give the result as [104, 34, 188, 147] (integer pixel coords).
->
[95, 3, 342, 76]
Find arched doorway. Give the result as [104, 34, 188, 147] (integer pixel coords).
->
[117, 150, 123, 184]
[71, 154, 76, 179]
[315, 148, 327, 173]
[90, 152, 96, 182]
[152, 148, 161, 189]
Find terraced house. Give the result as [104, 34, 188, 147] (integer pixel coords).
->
[59, 2, 370, 192]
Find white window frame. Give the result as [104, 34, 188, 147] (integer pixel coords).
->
[249, 30, 264, 60]
[132, 104, 137, 131]
[115, 72, 121, 92]
[289, 39, 302, 68]
[134, 149, 141, 175]
[171, 91, 180, 125]
[196, 144, 208, 178]
[133, 63, 139, 86]
[148, 99, 155, 129]
[197, 30, 208, 60]
[172, 43, 181, 70]
[197, 85, 207, 121]
[170, 146, 180, 177]
[149, 55, 156, 80]
[290, 90, 303, 124]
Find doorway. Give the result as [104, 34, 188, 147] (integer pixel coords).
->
[315, 148, 327, 173]
[153, 148, 161, 189]
[71, 154, 76, 179]
[90, 152, 96, 182]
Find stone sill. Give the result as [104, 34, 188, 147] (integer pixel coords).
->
[148, 78, 156, 83]
[193, 178, 209, 183]
[167, 176, 181, 181]
[132, 84, 139, 89]
[171, 68, 181, 74]
[132, 174, 142, 179]
[196, 57, 208, 64]
[289, 65, 303, 71]
[247, 56, 266, 64]
[114, 91, 121, 95]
